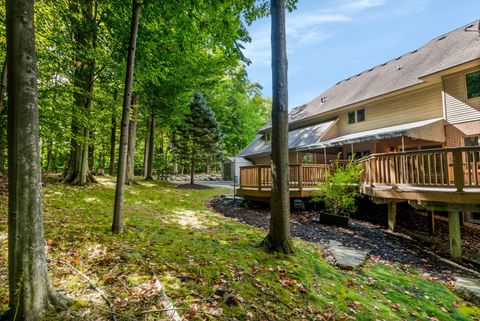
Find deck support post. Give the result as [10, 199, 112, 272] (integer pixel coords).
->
[448, 211, 462, 263]
[387, 201, 397, 232]
[427, 210, 435, 234]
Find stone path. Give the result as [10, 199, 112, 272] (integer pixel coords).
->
[454, 277, 480, 306]
[324, 240, 369, 270]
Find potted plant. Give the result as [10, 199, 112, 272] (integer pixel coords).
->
[312, 156, 363, 227]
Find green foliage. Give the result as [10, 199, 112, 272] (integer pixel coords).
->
[1, 179, 478, 320]
[313, 156, 363, 217]
[178, 93, 224, 164]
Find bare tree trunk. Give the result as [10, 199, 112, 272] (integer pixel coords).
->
[109, 115, 116, 175]
[0, 59, 7, 114]
[63, 0, 97, 186]
[171, 130, 177, 174]
[263, 0, 293, 254]
[112, 0, 141, 234]
[126, 93, 139, 185]
[145, 107, 155, 180]
[5, 0, 66, 318]
[142, 118, 150, 176]
[45, 139, 52, 174]
[190, 151, 195, 185]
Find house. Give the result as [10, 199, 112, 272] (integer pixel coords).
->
[239, 20, 480, 166]
[237, 21, 480, 260]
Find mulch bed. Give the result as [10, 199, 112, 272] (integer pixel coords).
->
[210, 196, 480, 281]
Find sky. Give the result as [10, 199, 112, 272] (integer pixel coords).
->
[242, 0, 480, 109]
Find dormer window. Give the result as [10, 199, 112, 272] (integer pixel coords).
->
[265, 132, 272, 143]
[466, 71, 480, 99]
[348, 108, 366, 124]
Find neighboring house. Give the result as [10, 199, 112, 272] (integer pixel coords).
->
[238, 20, 480, 165]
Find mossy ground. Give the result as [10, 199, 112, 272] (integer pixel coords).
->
[0, 177, 478, 320]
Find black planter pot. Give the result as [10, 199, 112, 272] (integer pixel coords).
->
[314, 211, 349, 228]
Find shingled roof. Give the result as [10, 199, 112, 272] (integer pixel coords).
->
[261, 20, 480, 130]
[238, 119, 336, 158]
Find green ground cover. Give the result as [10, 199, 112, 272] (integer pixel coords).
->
[0, 177, 478, 320]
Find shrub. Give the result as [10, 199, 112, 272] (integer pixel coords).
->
[312, 156, 363, 217]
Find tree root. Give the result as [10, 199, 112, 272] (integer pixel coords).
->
[261, 234, 294, 255]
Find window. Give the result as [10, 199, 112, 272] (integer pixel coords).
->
[302, 153, 314, 164]
[348, 111, 356, 124]
[264, 132, 272, 143]
[464, 135, 479, 147]
[357, 109, 365, 122]
[466, 71, 480, 99]
[348, 108, 366, 124]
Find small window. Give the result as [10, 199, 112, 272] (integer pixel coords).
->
[264, 132, 272, 143]
[348, 108, 366, 124]
[357, 109, 365, 122]
[464, 135, 480, 147]
[348, 111, 356, 124]
[466, 71, 480, 99]
[302, 153, 314, 164]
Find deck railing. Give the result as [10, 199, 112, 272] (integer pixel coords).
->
[358, 146, 480, 191]
[239, 147, 480, 193]
[239, 164, 330, 191]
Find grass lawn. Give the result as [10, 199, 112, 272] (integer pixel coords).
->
[0, 177, 479, 320]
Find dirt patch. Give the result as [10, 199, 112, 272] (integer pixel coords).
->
[174, 183, 213, 190]
[211, 196, 480, 281]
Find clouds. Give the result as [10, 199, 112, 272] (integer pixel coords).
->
[243, 0, 435, 108]
[243, 1, 387, 67]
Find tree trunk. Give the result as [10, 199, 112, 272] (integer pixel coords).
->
[0, 59, 7, 114]
[62, 0, 96, 186]
[112, 0, 141, 234]
[45, 139, 52, 174]
[190, 151, 195, 185]
[142, 118, 150, 176]
[171, 130, 177, 174]
[126, 93, 139, 185]
[263, 0, 293, 254]
[109, 115, 116, 175]
[145, 107, 155, 180]
[5, 0, 66, 318]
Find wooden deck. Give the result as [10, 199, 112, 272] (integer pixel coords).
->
[238, 146, 480, 262]
[238, 146, 480, 205]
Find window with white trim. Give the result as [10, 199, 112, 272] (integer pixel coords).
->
[466, 71, 480, 99]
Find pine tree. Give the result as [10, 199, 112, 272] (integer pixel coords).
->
[178, 92, 224, 185]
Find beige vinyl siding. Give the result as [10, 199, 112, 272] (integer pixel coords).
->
[443, 69, 480, 124]
[336, 84, 443, 136]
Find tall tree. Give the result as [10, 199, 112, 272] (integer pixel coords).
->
[112, 0, 141, 234]
[262, 0, 293, 254]
[144, 106, 155, 180]
[109, 115, 116, 175]
[126, 92, 139, 185]
[5, 0, 65, 318]
[62, 0, 98, 185]
[178, 92, 223, 185]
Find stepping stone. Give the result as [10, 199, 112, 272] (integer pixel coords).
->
[454, 277, 480, 306]
[325, 240, 369, 270]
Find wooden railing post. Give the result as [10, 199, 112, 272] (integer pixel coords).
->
[258, 166, 262, 191]
[453, 150, 464, 192]
[389, 156, 396, 186]
[298, 164, 303, 192]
